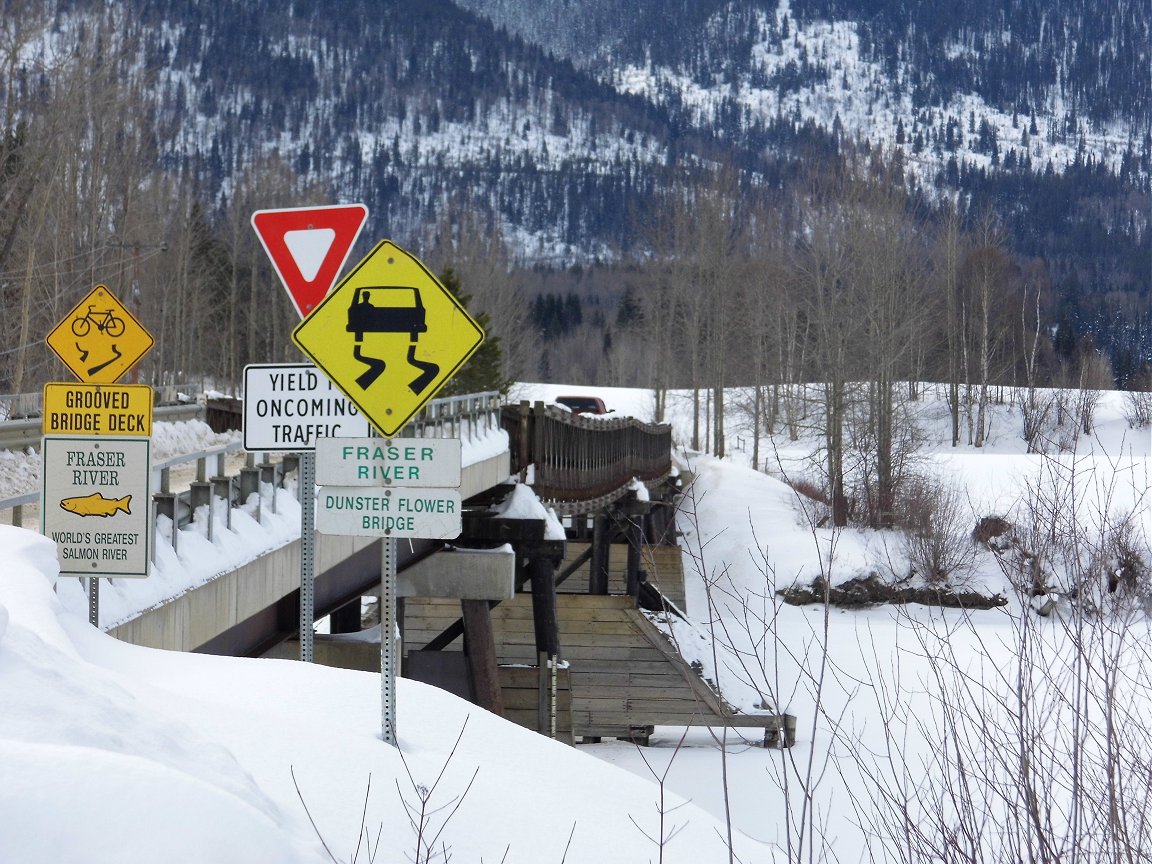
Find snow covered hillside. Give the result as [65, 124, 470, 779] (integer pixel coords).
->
[0, 382, 1148, 860]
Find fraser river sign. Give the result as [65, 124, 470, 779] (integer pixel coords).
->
[316, 487, 462, 538]
[314, 437, 460, 486]
[314, 437, 462, 538]
[41, 436, 151, 578]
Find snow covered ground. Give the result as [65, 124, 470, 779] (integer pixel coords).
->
[0, 382, 1148, 861]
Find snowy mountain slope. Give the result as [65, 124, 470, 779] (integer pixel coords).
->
[19, 0, 1142, 259]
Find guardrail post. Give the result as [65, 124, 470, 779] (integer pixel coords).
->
[239, 454, 261, 522]
[210, 452, 233, 533]
[624, 509, 644, 599]
[153, 465, 178, 556]
[258, 457, 278, 514]
[515, 401, 531, 481]
[590, 513, 611, 595]
[532, 401, 548, 489]
[189, 456, 212, 536]
[281, 453, 300, 478]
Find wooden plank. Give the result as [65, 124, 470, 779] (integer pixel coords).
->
[462, 599, 503, 715]
[571, 671, 690, 686]
[525, 646, 668, 662]
[502, 690, 573, 712]
[623, 608, 731, 717]
[549, 632, 655, 649]
[566, 668, 681, 681]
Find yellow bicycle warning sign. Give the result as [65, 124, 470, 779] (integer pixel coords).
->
[46, 284, 154, 384]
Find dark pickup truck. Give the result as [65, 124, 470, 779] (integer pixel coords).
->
[556, 395, 610, 415]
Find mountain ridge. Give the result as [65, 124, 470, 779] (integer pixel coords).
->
[2, 0, 1148, 389]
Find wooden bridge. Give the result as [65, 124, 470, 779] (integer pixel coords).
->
[396, 401, 792, 746]
[2, 392, 792, 745]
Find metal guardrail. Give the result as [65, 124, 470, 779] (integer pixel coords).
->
[3, 391, 675, 555]
[147, 391, 506, 556]
[0, 401, 205, 451]
[502, 400, 673, 512]
[2, 491, 39, 528]
[0, 384, 193, 421]
[1, 391, 507, 558]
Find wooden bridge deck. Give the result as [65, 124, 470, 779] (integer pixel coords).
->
[402, 542, 783, 742]
[557, 541, 687, 611]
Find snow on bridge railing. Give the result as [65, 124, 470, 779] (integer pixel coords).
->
[501, 400, 673, 514]
[1, 390, 508, 556]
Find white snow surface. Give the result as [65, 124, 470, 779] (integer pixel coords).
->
[0, 383, 1149, 861]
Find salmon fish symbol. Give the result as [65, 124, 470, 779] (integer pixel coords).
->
[59, 493, 132, 518]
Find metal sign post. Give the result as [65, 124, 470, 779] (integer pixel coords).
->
[248, 205, 368, 663]
[88, 578, 99, 627]
[381, 537, 397, 745]
[293, 239, 483, 747]
[313, 435, 464, 746]
[300, 451, 316, 663]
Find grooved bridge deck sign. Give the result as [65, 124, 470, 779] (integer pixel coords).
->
[291, 240, 484, 437]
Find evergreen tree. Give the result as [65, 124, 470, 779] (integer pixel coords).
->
[616, 285, 642, 328]
[435, 267, 511, 396]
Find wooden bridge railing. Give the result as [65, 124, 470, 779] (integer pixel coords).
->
[502, 401, 672, 510]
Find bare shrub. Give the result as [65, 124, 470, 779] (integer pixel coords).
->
[1122, 389, 1152, 429]
[998, 448, 1151, 611]
[785, 475, 833, 527]
[292, 721, 484, 864]
[845, 391, 929, 528]
[895, 475, 979, 586]
[1017, 385, 1057, 453]
[843, 598, 1152, 864]
[1101, 513, 1151, 603]
[1073, 352, 1113, 435]
[838, 444, 1151, 862]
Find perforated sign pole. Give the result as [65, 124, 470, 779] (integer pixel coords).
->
[88, 578, 99, 627]
[381, 537, 397, 745]
[249, 201, 367, 664]
[300, 452, 317, 664]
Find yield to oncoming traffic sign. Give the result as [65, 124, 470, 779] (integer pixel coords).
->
[242, 363, 371, 451]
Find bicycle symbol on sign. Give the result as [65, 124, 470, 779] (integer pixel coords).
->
[71, 306, 126, 338]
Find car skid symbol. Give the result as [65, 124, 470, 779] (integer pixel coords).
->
[346, 286, 439, 394]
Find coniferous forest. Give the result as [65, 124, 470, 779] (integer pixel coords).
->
[0, 0, 1147, 396]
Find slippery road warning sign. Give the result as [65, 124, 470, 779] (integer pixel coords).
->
[291, 240, 484, 437]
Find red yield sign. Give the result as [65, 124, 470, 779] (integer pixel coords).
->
[251, 204, 368, 318]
